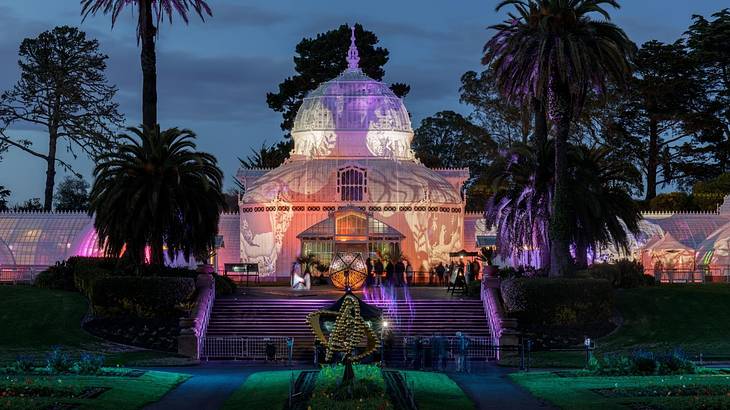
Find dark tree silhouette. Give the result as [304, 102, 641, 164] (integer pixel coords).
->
[239, 140, 294, 170]
[0, 186, 9, 212]
[616, 40, 705, 200]
[483, 0, 636, 276]
[54, 176, 90, 212]
[89, 126, 224, 266]
[0, 26, 123, 210]
[81, 0, 211, 129]
[267, 23, 410, 135]
[686, 9, 730, 178]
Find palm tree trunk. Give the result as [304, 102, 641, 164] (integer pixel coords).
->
[549, 87, 573, 277]
[532, 97, 548, 147]
[575, 241, 588, 269]
[140, 0, 157, 129]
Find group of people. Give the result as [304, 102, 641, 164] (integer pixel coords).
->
[431, 259, 481, 287]
[406, 332, 471, 373]
[365, 256, 414, 287]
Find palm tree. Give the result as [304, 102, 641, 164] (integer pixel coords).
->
[89, 126, 224, 266]
[485, 142, 552, 269]
[486, 141, 642, 269]
[81, 0, 211, 129]
[569, 146, 642, 267]
[483, 0, 636, 276]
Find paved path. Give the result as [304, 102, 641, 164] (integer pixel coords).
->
[143, 363, 300, 410]
[143, 362, 553, 410]
[449, 366, 556, 410]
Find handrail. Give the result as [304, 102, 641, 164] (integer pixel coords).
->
[178, 273, 215, 360]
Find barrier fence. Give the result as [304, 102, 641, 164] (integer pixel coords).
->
[401, 336, 497, 361]
[202, 336, 291, 360]
[0, 266, 43, 284]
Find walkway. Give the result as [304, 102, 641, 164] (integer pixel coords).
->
[143, 363, 297, 410]
[143, 362, 554, 410]
[450, 366, 556, 410]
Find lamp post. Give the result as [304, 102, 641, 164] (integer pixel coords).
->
[380, 321, 388, 366]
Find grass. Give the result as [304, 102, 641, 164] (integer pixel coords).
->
[222, 370, 301, 410]
[223, 368, 473, 410]
[0, 369, 189, 410]
[510, 370, 730, 410]
[0, 285, 96, 348]
[402, 371, 474, 410]
[599, 285, 730, 357]
[0, 285, 183, 366]
[502, 285, 730, 368]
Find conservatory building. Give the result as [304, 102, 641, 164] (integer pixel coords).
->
[235, 31, 469, 276]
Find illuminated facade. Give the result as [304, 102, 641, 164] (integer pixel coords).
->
[236, 28, 469, 276]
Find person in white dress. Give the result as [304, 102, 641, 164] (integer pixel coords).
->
[291, 260, 311, 290]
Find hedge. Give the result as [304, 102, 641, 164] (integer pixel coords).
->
[501, 278, 614, 326]
[576, 259, 654, 289]
[90, 276, 196, 319]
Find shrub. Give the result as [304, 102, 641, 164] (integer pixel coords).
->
[501, 278, 614, 326]
[34, 261, 75, 291]
[90, 276, 196, 318]
[579, 259, 650, 289]
[214, 274, 237, 296]
[46, 346, 73, 373]
[74, 353, 105, 374]
[10, 355, 36, 373]
[657, 350, 696, 375]
[588, 350, 697, 376]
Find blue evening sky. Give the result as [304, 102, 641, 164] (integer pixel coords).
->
[0, 0, 723, 202]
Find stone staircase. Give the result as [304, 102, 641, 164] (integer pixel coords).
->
[205, 297, 490, 361]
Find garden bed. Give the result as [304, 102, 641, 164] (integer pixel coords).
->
[223, 367, 473, 410]
[0, 369, 189, 410]
[510, 370, 730, 410]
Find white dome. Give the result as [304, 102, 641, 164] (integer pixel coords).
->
[290, 29, 414, 160]
[292, 69, 412, 134]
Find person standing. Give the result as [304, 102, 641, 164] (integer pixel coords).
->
[436, 262, 446, 286]
[386, 259, 396, 286]
[405, 260, 414, 286]
[374, 258, 384, 287]
[471, 259, 481, 281]
[395, 259, 406, 287]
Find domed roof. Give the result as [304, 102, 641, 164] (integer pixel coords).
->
[290, 28, 414, 160]
[291, 69, 412, 134]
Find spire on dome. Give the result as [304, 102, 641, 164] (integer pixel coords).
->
[347, 25, 360, 70]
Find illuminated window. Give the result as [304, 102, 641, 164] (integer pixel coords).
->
[336, 213, 367, 236]
[337, 166, 367, 202]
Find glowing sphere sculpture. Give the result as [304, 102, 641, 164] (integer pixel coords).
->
[329, 252, 368, 290]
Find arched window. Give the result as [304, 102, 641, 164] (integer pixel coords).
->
[337, 166, 367, 202]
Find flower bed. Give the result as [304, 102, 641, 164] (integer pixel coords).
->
[309, 365, 393, 409]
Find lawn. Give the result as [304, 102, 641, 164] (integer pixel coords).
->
[0, 285, 183, 366]
[599, 285, 730, 357]
[511, 370, 730, 409]
[0, 369, 189, 410]
[402, 371, 474, 410]
[222, 370, 301, 410]
[503, 285, 730, 368]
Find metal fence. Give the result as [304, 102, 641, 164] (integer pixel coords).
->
[0, 266, 42, 284]
[202, 336, 292, 360]
[401, 336, 497, 361]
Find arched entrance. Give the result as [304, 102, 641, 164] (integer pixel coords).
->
[297, 208, 404, 264]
